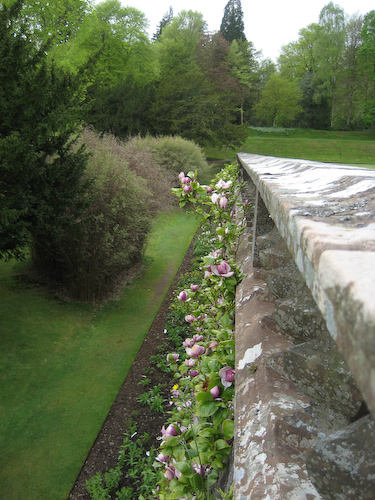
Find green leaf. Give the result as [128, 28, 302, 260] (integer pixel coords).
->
[171, 483, 189, 499]
[191, 472, 205, 491]
[208, 359, 221, 372]
[221, 312, 232, 329]
[164, 436, 179, 447]
[213, 407, 227, 427]
[215, 439, 231, 450]
[195, 391, 213, 403]
[174, 461, 194, 477]
[196, 401, 219, 417]
[173, 446, 186, 461]
[206, 469, 219, 487]
[202, 255, 216, 266]
[199, 427, 218, 438]
[200, 357, 211, 374]
[222, 419, 234, 440]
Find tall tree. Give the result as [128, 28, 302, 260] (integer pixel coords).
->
[255, 74, 302, 127]
[220, 0, 246, 42]
[339, 14, 364, 127]
[278, 23, 330, 129]
[152, 6, 173, 40]
[56, 0, 156, 136]
[314, 2, 346, 128]
[0, 0, 89, 261]
[228, 38, 258, 124]
[279, 24, 319, 80]
[359, 10, 375, 130]
[155, 10, 206, 75]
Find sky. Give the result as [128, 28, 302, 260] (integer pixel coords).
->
[104, 0, 375, 62]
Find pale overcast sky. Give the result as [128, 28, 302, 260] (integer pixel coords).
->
[100, 0, 375, 62]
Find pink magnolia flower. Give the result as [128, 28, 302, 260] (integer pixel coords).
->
[219, 366, 235, 388]
[211, 193, 219, 204]
[193, 463, 206, 476]
[209, 340, 219, 350]
[157, 452, 170, 463]
[161, 423, 178, 440]
[186, 344, 205, 358]
[190, 369, 199, 377]
[216, 179, 232, 190]
[219, 196, 228, 210]
[178, 290, 188, 302]
[206, 186, 214, 194]
[210, 385, 220, 398]
[179, 171, 185, 181]
[167, 353, 179, 363]
[211, 260, 234, 278]
[185, 314, 196, 324]
[164, 465, 182, 480]
[183, 184, 192, 194]
[185, 358, 196, 367]
[190, 284, 199, 292]
[183, 338, 194, 347]
[193, 334, 204, 342]
[182, 176, 191, 184]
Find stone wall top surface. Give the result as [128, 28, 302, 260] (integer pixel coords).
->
[237, 153, 375, 417]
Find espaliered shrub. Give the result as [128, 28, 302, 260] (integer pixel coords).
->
[154, 163, 249, 499]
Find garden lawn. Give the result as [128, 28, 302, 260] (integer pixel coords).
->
[205, 128, 375, 167]
[0, 209, 200, 500]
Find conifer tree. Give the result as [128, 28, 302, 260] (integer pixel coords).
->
[153, 6, 173, 40]
[220, 0, 246, 43]
[0, 0, 88, 261]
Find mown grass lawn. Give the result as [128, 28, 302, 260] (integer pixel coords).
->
[0, 209, 200, 500]
[205, 128, 375, 167]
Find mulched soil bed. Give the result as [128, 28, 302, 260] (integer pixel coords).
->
[68, 240, 195, 499]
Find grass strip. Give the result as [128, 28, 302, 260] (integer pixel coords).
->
[0, 209, 200, 500]
[205, 128, 375, 167]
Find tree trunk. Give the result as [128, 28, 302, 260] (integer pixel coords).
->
[331, 75, 336, 128]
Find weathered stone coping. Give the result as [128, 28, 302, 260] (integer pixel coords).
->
[237, 153, 375, 419]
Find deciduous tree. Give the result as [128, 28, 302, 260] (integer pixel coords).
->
[314, 2, 346, 128]
[359, 10, 375, 129]
[255, 74, 303, 127]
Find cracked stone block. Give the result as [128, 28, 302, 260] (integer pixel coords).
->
[306, 415, 375, 500]
[257, 226, 287, 252]
[265, 261, 306, 299]
[253, 213, 276, 266]
[275, 405, 348, 455]
[284, 339, 363, 420]
[274, 288, 330, 343]
[259, 247, 292, 270]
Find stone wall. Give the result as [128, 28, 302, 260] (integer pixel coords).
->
[234, 154, 375, 499]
